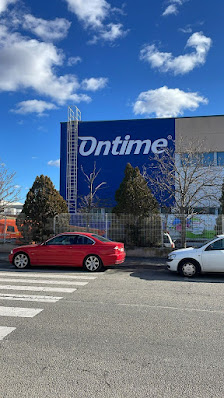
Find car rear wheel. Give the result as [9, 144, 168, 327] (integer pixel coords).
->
[13, 253, 30, 269]
[179, 260, 199, 277]
[83, 255, 102, 272]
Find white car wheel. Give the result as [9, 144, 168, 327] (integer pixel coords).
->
[84, 255, 102, 272]
[13, 253, 29, 269]
[180, 261, 197, 277]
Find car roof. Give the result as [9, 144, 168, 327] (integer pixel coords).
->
[56, 232, 96, 237]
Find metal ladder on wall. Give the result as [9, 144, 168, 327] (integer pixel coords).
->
[66, 106, 81, 214]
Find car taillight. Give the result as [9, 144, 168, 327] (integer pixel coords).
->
[114, 246, 124, 252]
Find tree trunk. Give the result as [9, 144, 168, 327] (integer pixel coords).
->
[180, 212, 187, 248]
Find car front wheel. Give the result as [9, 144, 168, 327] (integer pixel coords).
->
[83, 255, 102, 272]
[13, 253, 30, 269]
[179, 260, 199, 277]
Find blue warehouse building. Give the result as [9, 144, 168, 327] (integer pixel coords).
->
[60, 114, 224, 214]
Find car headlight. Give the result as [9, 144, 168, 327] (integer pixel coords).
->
[168, 253, 176, 260]
[10, 250, 14, 254]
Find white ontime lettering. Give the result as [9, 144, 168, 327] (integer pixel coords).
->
[79, 137, 97, 156]
[78, 136, 168, 156]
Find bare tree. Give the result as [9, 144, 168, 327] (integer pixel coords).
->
[78, 162, 106, 213]
[0, 162, 20, 213]
[143, 137, 223, 247]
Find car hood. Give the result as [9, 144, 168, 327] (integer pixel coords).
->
[172, 247, 197, 256]
[13, 244, 39, 251]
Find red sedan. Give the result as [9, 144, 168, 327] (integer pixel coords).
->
[9, 232, 126, 272]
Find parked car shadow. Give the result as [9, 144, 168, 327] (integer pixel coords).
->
[129, 267, 224, 283]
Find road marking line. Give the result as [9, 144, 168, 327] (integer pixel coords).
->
[0, 285, 76, 293]
[0, 293, 63, 303]
[0, 326, 16, 340]
[0, 306, 43, 317]
[118, 303, 224, 314]
[0, 271, 96, 280]
[0, 278, 88, 286]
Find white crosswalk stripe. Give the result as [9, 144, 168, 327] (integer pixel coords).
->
[0, 271, 97, 280]
[0, 306, 43, 317]
[0, 278, 88, 286]
[0, 326, 16, 340]
[0, 270, 98, 341]
[0, 285, 77, 293]
[0, 293, 63, 303]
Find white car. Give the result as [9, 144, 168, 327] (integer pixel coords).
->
[167, 235, 224, 277]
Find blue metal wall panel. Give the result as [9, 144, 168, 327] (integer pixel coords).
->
[60, 118, 175, 208]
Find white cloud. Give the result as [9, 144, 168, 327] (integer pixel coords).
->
[133, 86, 208, 118]
[162, 4, 178, 16]
[140, 32, 212, 75]
[162, 0, 188, 17]
[0, 27, 91, 104]
[88, 23, 128, 44]
[67, 56, 82, 66]
[48, 159, 60, 168]
[64, 0, 128, 43]
[81, 77, 108, 91]
[13, 100, 58, 115]
[64, 0, 110, 28]
[98, 23, 129, 42]
[179, 25, 192, 33]
[0, 0, 16, 14]
[22, 14, 71, 41]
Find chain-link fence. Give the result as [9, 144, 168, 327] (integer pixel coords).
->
[54, 213, 163, 247]
[1, 212, 224, 249]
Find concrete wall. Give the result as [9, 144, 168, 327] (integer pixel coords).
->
[175, 115, 224, 152]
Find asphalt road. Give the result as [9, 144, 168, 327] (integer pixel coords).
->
[1, 259, 224, 398]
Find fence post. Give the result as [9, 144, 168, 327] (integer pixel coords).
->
[3, 214, 6, 243]
[161, 215, 164, 247]
[105, 213, 108, 238]
[222, 215, 224, 234]
[53, 215, 58, 234]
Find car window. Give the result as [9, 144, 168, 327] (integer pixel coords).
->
[197, 237, 218, 248]
[7, 226, 15, 232]
[76, 235, 94, 245]
[163, 235, 170, 243]
[46, 236, 68, 245]
[65, 236, 78, 245]
[91, 234, 111, 242]
[205, 238, 224, 251]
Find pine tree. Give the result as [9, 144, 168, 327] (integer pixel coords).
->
[17, 175, 68, 242]
[112, 164, 160, 246]
[113, 163, 159, 216]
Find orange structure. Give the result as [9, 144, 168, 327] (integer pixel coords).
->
[0, 218, 22, 242]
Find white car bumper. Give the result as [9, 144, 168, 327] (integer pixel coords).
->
[166, 258, 179, 272]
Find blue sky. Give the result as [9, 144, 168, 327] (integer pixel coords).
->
[0, 0, 223, 203]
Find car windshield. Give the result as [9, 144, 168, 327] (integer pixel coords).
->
[197, 237, 219, 248]
[91, 234, 112, 242]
